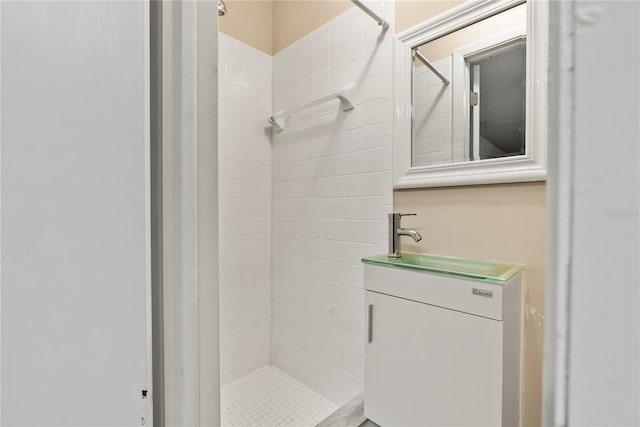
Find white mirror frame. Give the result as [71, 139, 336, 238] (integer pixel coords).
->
[393, 0, 548, 189]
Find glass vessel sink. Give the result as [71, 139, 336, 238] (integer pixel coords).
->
[362, 252, 523, 284]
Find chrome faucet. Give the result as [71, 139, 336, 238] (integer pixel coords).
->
[388, 213, 423, 258]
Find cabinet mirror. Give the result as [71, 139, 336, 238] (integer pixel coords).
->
[393, 0, 548, 188]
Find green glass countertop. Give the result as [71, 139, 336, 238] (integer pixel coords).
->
[361, 252, 523, 284]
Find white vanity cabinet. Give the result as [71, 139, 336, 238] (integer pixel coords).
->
[362, 257, 523, 427]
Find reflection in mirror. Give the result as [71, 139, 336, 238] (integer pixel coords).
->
[411, 47, 453, 167]
[467, 33, 526, 160]
[411, 3, 527, 168]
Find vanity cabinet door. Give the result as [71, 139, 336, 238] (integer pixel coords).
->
[365, 290, 504, 426]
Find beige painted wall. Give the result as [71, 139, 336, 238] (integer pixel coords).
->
[218, 0, 274, 55]
[217, 0, 354, 55]
[272, 0, 353, 53]
[395, 183, 546, 427]
[217, 0, 521, 56]
[396, 0, 464, 33]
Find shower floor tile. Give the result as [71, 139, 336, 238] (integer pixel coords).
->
[221, 366, 337, 427]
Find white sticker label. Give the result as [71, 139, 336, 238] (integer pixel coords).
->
[472, 288, 493, 298]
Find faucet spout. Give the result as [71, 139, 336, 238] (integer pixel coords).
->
[397, 228, 422, 242]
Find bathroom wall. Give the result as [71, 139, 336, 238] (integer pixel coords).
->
[218, 33, 273, 385]
[218, 0, 354, 56]
[218, 1, 546, 422]
[271, 2, 394, 405]
[266, 1, 548, 423]
[272, 1, 354, 53]
[218, 0, 273, 55]
[395, 0, 464, 33]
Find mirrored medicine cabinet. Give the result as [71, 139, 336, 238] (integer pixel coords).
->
[393, 0, 548, 188]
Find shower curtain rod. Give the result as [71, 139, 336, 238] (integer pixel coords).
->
[413, 49, 450, 86]
[268, 84, 355, 132]
[351, 0, 390, 31]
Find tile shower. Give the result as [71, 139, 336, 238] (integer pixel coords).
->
[219, 1, 394, 424]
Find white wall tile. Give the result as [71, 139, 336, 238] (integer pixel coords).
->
[328, 22, 346, 50]
[219, 33, 273, 385]
[412, 57, 453, 165]
[219, 2, 394, 405]
[328, 44, 347, 71]
[271, 4, 394, 407]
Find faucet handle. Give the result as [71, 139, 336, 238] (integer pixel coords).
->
[388, 212, 417, 220]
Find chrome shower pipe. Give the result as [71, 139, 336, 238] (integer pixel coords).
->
[350, 0, 390, 31]
[218, 0, 227, 16]
[413, 49, 450, 86]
